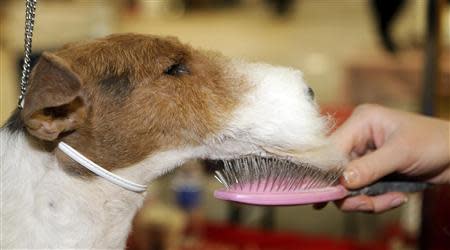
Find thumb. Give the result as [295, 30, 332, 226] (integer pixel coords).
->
[342, 144, 404, 189]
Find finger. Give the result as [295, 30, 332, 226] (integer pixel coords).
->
[336, 192, 408, 213]
[371, 192, 408, 212]
[342, 144, 406, 189]
[329, 118, 362, 154]
[329, 108, 372, 154]
[335, 195, 373, 212]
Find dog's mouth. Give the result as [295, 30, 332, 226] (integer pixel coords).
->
[210, 155, 343, 193]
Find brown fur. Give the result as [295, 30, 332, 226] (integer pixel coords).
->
[22, 33, 245, 172]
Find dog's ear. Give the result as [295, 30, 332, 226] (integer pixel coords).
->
[22, 52, 87, 141]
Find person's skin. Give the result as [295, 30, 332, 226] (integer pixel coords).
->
[328, 104, 450, 213]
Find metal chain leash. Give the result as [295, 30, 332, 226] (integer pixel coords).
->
[18, 0, 38, 109]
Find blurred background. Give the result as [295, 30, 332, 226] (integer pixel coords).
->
[1, 0, 449, 249]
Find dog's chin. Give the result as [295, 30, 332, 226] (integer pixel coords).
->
[261, 144, 348, 170]
[203, 138, 347, 172]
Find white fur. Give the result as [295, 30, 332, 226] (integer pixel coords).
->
[1, 61, 344, 249]
[1, 132, 144, 249]
[228, 61, 328, 149]
[206, 60, 344, 168]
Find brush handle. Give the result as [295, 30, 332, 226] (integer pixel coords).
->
[348, 181, 430, 197]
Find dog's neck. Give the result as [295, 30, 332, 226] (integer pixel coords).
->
[0, 129, 199, 249]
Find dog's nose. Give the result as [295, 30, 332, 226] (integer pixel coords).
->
[307, 87, 315, 100]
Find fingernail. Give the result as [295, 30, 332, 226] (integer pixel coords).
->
[391, 197, 408, 208]
[343, 169, 358, 184]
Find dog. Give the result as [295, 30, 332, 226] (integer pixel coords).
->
[1, 33, 345, 249]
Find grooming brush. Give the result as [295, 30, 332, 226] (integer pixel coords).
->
[213, 156, 429, 205]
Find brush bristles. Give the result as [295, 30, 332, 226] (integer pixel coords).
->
[214, 156, 343, 192]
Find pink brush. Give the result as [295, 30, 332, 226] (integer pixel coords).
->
[213, 156, 428, 206]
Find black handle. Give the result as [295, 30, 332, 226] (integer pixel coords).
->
[349, 181, 430, 196]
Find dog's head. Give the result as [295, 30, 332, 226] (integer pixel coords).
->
[21, 33, 344, 178]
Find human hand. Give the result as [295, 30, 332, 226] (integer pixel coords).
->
[329, 104, 450, 213]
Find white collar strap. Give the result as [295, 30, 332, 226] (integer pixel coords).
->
[58, 142, 148, 193]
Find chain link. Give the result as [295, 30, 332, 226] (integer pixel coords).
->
[18, 0, 38, 109]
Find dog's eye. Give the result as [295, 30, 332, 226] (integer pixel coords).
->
[164, 63, 189, 76]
